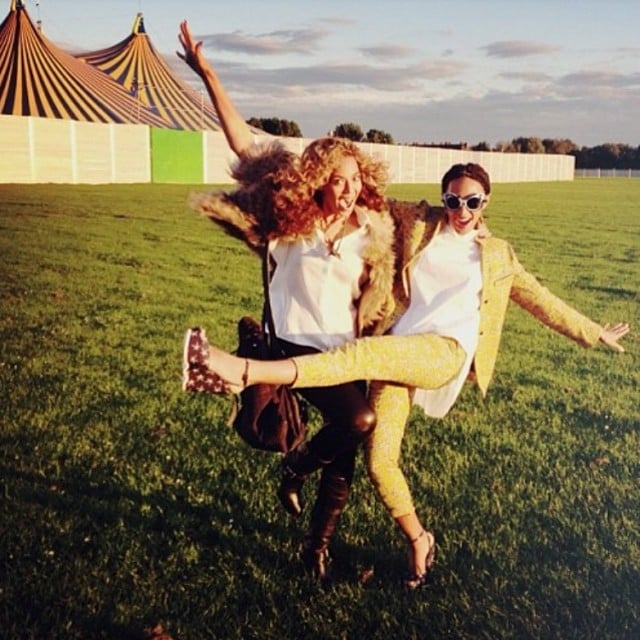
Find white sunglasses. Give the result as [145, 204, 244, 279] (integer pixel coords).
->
[442, 192, 487, 212]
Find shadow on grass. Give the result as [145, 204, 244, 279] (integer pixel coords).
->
[0, 458, 300, 638]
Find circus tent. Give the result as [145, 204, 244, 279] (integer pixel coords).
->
[76, 13, 226, 132]
[0, 0, 166, 126]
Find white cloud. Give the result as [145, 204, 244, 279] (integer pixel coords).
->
[197, 28, 330, 55]
[358, 44, 416, 60]
[483, 40, 562, 58]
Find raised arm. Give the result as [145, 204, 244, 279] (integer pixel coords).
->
[177, 20, 254, 156]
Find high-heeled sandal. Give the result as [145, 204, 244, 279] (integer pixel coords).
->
[182, 327, 248, 394]
[300, 545, 332, 584]
[277, 443, 315, 517]
[277, 462, 307, 517]
[405, 529, 436, 589]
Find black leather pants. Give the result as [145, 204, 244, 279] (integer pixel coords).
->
[276, 339, 375, 558]
[275, 339, 376, 468]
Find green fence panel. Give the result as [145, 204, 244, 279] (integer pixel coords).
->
[150, 128, 203, 183]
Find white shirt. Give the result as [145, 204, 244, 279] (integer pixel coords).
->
[391, 225, 483, 417]
[268, 210, 370, 350]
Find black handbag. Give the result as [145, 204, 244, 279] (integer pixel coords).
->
[231, 247, 307, 453]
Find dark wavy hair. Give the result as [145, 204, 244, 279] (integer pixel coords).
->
[441, 163, 491, 195]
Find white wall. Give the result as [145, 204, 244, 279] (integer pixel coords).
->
[0, 115, 574, 185]
[0, 116, 150, 184]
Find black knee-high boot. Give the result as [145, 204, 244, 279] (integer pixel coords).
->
[300, 450, 355, 583]
[270, 339, 374, 518]
[278, 404, 375, 517]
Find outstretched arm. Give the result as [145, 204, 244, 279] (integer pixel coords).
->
[599, 322, 630, 352]
[510, 261, 630, 352]
[177, 20, 254, 156]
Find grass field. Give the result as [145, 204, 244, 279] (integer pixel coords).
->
[1, 179, 638, 640]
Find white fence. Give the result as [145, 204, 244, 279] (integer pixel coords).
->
[270, 136, 574, 184]
[1, 114, 575, 185]
[575, 169, 640, 178]
[0, 115, 151, 184]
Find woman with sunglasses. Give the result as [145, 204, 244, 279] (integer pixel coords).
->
[184, 161, 630, 588]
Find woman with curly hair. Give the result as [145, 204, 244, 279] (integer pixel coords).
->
[178, 21, 396, 582]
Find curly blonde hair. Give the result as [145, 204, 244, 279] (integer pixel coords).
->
[269, 137, 389, 237]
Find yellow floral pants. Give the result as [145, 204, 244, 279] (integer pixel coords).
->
[293, 333, 466, 517]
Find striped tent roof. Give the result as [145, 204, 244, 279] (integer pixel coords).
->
[0, 0, 167, 126]
[76, 13, 225, 132]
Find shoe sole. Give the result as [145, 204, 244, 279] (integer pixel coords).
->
[182, 328, 192, 392]
[182, 327, 201, 392]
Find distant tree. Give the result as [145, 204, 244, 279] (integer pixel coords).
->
[584, 143, 629, 169]
[620, 144, 640, 169]
[594, 143, 621, 168]
[571, 146, 589, 168]
[246, 117, 302, 137]
[408, 141, 468, 150]
[511, 136, 545, 154]
[333, 122, 364, 142]
[542, 138, 578, 155]
[493, 140, 516, 152]
[570, 143, 640, 169]
[471, 141, 491, 152]
[365, 128, 395, 144]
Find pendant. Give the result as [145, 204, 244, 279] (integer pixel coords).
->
[327, 240, 341, 258]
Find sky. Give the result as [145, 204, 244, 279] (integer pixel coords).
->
[22, 0, 640, 147]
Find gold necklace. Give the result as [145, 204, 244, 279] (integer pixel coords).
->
[323, 216, 348, 258]
[326, 233, 344, 258]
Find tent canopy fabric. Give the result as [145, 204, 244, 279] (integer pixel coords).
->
[0, 1, 167, 126]
[76, 13, 226, 131]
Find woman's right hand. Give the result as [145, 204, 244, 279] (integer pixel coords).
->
[177, 20, 208, 78]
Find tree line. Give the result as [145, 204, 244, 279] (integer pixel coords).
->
[247, 117, 639, 169]
[246, 118, 394, 145]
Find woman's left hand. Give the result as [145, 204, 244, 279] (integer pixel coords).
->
[475, 217, 491, 239]
[599, 322, 630, 352]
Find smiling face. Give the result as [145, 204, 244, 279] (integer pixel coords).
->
[320, 155, 363, 218]
[442, 175, 489, 234]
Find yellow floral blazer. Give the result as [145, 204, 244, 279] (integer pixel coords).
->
[385, 200, 603, 397]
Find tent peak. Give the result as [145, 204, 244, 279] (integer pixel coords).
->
[131, 12, 147, 35]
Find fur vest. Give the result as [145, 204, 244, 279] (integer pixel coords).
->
[381, 198, 440, 332]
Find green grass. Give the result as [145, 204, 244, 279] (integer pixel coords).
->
[1, 179, 638, 640]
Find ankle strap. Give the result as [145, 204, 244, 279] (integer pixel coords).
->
[241, 358, 249, 389]
[410, 529, 426, 544]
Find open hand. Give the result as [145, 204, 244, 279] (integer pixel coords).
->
[599, 322, 630, 352]
[177, 20, 206, 77]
